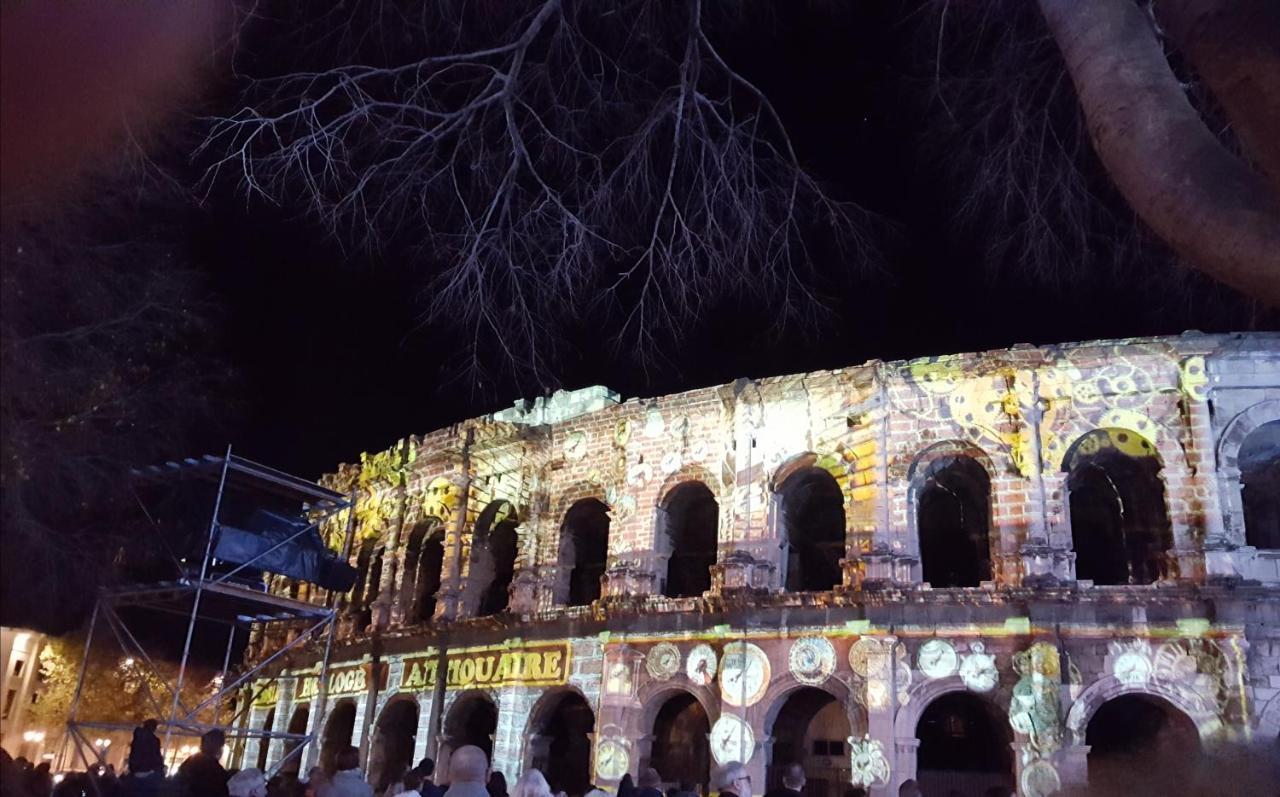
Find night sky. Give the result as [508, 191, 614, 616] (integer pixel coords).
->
[181, 4, 1272, 481]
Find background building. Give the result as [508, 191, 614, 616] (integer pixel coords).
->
[240, 332, 1280, 796]
[1, 627, 48, 763]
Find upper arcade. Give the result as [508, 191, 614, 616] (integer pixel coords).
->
[273, 332, 1279, 641]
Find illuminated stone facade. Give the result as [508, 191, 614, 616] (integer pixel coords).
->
[241, 333, 1280, 797]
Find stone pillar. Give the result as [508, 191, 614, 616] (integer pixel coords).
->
[1057, 743, 1091, 792]
[864, 639, 897, 797]
[373, 487, 407, 629]
[243, 707, 269, 770]
[891, 737, 919, 793]
[492, 687, 534, 783]
[412, 693, 435, 768]
[266, 682, 294, 770]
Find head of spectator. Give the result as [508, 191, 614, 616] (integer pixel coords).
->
[712, 763, 749, 797]
[448, 747, 487, 785]
[416, 759, 436, 780]
[510, 770, 551, 797]
[897, 781, 921, 797]
[201, 729, 227, 757]
[229, 769, 269, 797]
[335, 746, 362, 774]
[487, 770, 508, 797]
[638, 769, 661, 791]
[781, 765, 804, 793]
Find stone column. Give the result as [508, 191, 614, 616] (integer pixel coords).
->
[492, 687, 534, 783]
[891, 737, 919, 793]
[266, 681, 294, 770]
[864, 639, 897, 797]
[373, 486, 407, 630]
[1056, 744, 1091, 792]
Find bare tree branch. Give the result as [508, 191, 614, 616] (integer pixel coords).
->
[201, 0, 875, 382]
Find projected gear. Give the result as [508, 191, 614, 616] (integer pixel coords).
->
[646, 643, 681, 681]
[789, 637, 836, 685]
[959, 641, 998, 692]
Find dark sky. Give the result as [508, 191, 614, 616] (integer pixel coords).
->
[183, 3, 1272, 481]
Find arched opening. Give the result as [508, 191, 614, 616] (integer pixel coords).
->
[369, 699, 419, 792]
[350, 540, 378, 629]
[402, 520, 446, 623]
[915, 692, 1013, 796]
[1066, 430, 1172, 585]
[661, 482, 719, 598]
[445, 694, 499, 764]
[1240, 420, 1280, 549]
[915, 455, 992, 588]
[779, 467, 846, 592]
[472, 503, 519, 617]
[257, 707, 275, 771]
[766, 688, 852, 797]
[528, 692, 595, 797]
[558, 499, 610, 606]
[649, 692, 710, 794]
[321, 700, 357, 772]
[281, 705, 310, 774]
[1086, 694, 1201, 795]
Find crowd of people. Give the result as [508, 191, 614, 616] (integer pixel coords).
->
[1, 721, 1020, 797]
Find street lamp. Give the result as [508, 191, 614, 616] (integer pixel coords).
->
[23, 730, 46, 744]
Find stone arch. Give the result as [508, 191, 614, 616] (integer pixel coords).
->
[636, 681, 718, 733]
[655, 475, 720, 599]
[893, 675, 1007, 740]
[906, 441, 997, 588]
[1065, 676, 1216, 745]
[524, 686, 595, 797]
[1084, 692, 1205, 793]
[464, 500, 519, 617]
[555, 496, 611, 606]
[642, 686, 713, 792]
[257, 707, 276, 770]
[772, 454, 847, 592]
[759, 679, 862, 797]
[1217, 401, 1280, 550]
[911, 684, 1015, 795]
[320, 699, 358, 771]
[441, 690, 500, 773]
[280, 704, 310, 774]
[759, 674, 863, 736]
[1216, 399, 1280, 472]
[369, 696, 419, 789]
[1062, 427, 1174, 585]
[401, 517, 446, 623]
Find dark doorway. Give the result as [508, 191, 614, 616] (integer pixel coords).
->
[1240, 420, 1280, 550]
[350, 539, 379, 629]
[916, 692, 1013, 796]
[916, 456, 992, 588]
[281, 705, 310, 774]
[257, 707, 275, 770]
[662, 482, 719, 598]
[370, 699, 419, 791]
[321, 700, 357, 772]
[531, 692, 595, 797]
[650, 693, 711, 792]
[766, 688, 851, 797]
[476, 504, 519, 616]
[1087, 695, 1201, 795]
[447, 695, 499, 763]
[1067, 434, 1172, 585]
[779, 467, 845, 592]
[403, 521, 446, 622]
[560, 499, 610, 606]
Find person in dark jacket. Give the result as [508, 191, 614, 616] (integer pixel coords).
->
[129, 720, 165, 774]
[761, 765, 803, 797]
[177, 730, 231, 797]
[485, 771, 507, 797]
[635, 769, 663, 797]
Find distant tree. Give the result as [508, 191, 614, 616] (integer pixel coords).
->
[31, 634, 224, 731]
[206, 0, 1280, 376]
[0, 166, 231, 632]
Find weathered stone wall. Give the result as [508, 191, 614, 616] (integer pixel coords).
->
[243, 332, 1280, 796]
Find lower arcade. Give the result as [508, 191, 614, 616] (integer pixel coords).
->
[236, 591, 1277, 797]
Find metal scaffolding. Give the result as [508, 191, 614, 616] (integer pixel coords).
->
[63, 446, 353, 777]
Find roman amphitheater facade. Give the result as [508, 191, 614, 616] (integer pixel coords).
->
[239, 332, 1280, 797]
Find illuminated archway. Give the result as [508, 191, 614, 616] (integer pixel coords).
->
[526, 690, 595, 797]
[649, 691, 711, 792]
[402, 520, 446, 622]
[1064, 429, 1172, 585]
[912, 454, 992, 588]
[281, 705, 310, 774]
[257, 707, 275, 770]
[1086, 694, 1201, 795]
[765, 687, 851, 797]
[321, 700, 357, 771]
[659, 482, 719, 598]
[915, 691, 1013, 796]
[444, 692, 499, 764]
[557, 498, 610, 606]
[468, 502, 519, 616]
[777, 466, 845, 592]
[1240, 420, 1280, 549]
[350, 539, 381, 629]
[369, 698, 419, 791]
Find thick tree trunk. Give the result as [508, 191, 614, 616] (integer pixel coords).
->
[1038, 0, 1280, 304]
[1155, 0, 1280, 198]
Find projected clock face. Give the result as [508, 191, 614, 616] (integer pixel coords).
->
[1113, 651, 1152, 685]
[720, 642, 770, 707]
[917, 639, 959, 680]
[959, 641, 998, 692]
[595, 740, 629, 780]
[789, 637, 836, 686]
[686, 643, 718, 686]
[646, 642, 681, 681]
[710, 714, 754, 765]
